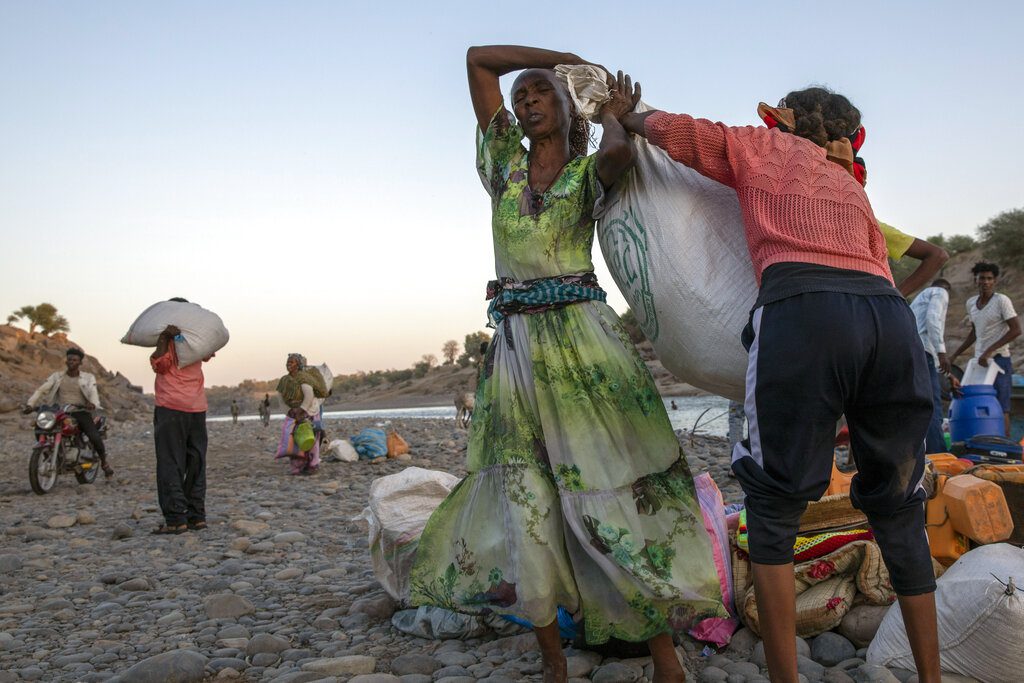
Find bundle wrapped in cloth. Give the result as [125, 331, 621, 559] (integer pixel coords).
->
[556, 65, 754, 401]
[121, 300, 230, 368]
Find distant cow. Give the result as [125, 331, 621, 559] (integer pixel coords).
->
[454, 392, 474, 429]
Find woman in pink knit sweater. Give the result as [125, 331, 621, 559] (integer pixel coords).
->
[623, 89, 941, 683]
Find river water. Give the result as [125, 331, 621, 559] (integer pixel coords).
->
[211, 395, 733, 437]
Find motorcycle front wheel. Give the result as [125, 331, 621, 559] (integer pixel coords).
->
[29, 446, 58, 494]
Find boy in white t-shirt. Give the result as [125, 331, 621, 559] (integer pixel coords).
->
[951, 262, 1022, 435]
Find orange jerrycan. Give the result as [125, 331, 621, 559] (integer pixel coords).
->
[942, 474, 1014, 544]
[925, 474, 969, 566]
[926, 453, 972, 475]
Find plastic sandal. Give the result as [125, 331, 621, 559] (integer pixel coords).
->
[187, 521, 208, 531]
[151, 524, 188, 535]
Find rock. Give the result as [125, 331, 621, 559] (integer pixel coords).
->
[797, 654, 826, 681]
[906, 675, 981, 683]
[350, 676, 401, 683]
[274, 567, 304, 580]
[217, 625, 250, 639]
[118, 578, 152, 592]
[565, 650, 601, 678]
[208, 657, 248, 673]
[723, 661, 760, 678]
[852, 664, 901, 683]
[839, 605, 891, 649]
[110, 649, 208, 682]
[246, 633, 290, 656]
[273, 531, 307, 544]
[156, 610, 185, 626]
[390, 654, 441, 676]
[349, 593, 397, 620]
[231, 519, 269, 535]
[698, 666, 729, 683]
[250, 651, 279, 667]
[47, 513, 77, 528]
[725, 626, 759, 655]
[823, 669, 856, 683]
[0, 555, 23, 572]
[433, 666, 472, 679]
[111, 523, 133, 540]
[812, 632, 857, 667]
[592, 661, 643, 683]
[301, 655, 377, 675]
[752, 636, 811, 667]
[204, 594, 256, 619]
[77, 510, 97, 525]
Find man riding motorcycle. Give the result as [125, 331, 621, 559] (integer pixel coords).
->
[23, 347, 113, 478]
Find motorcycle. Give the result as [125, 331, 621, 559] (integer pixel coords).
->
[27, 404, 108, 495]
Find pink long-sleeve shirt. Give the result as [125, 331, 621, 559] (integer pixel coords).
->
[151, 344, 208, 413]
[644, 112, 892, 286]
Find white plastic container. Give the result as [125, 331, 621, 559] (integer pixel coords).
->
[961, 358, 1005, 386]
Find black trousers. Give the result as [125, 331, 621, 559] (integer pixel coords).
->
[70, 410, 106, 459]
[732, 292, 936, 595]
[153, 406, 207, 526]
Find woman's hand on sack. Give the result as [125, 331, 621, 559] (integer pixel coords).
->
[161, 324, 181, 338]
[599, 70, 641, 122]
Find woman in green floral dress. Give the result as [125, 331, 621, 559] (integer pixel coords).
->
[410, 45, 726, 683]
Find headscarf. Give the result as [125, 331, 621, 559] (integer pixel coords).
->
[757, 101, 868, 185]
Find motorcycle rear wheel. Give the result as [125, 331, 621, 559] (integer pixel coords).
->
[75, 460, 99, 485]
[29, 446, 58, 494]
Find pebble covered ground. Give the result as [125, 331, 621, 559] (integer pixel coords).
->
[0, 418, 977, 682]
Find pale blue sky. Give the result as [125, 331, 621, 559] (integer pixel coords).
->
[2, 1, 1021, 391]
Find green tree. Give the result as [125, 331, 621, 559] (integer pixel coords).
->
[412, 354, 437, 378]
[457, 331, 491, 367]
[618, 308, 647, 344]
[978, 208, 1024, 271]
[441, 339, 460, 365]
[7, 303, 70, 335]
[926, 232, 978, 256]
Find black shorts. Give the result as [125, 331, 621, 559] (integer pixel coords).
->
[732, 291, 936, 595]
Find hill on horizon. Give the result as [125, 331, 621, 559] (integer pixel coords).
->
[0, 324, 150, 422]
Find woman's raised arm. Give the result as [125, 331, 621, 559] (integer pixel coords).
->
[466, 45, 587, 132]
[596, 71, 642, 188]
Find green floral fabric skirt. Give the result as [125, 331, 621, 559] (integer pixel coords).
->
[410, 301, 726, 643]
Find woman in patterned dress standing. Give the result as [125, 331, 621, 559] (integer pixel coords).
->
[410, 46, 726, 683]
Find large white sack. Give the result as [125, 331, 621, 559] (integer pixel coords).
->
[122, 300, 229, 368]
[867, 543, 1024, 682]
[558, 66, 754, 401]
[325, 439, 358, 462]
[355, 467, 460, 602]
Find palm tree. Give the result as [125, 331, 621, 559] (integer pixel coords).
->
[7, 303, 71, 336]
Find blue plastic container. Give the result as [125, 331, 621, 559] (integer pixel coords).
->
[949, 385, 1005, 441]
